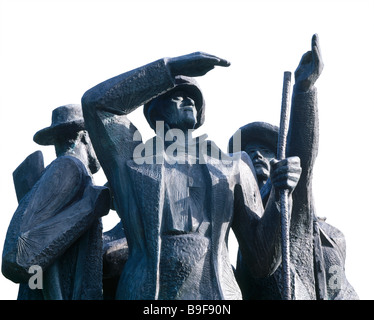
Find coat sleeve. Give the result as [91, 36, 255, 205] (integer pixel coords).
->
[81, 59, 176, 213]
[287, 87, 318, 225]
[2, 156, 110, 283]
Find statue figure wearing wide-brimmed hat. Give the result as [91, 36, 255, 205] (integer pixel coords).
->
[2, 104, 111, 300]
[231, 35, 359, 300]
[33, 104, 86, 145]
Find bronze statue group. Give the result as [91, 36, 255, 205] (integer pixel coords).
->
[1, 34, 359, 300]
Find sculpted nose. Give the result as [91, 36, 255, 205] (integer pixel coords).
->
[184, 96, 195, 107]
[251, 150, 264, 160]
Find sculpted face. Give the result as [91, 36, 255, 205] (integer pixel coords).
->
[244, 142, 275, 184]
[82, 131, 101, 174]
[151, 90, 198, 132]
[54, 130, 101, 175]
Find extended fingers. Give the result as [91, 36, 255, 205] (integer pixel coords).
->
[215, 57, 231, 67]
[192, 52, 231, 67]
[312, 34, 324, 72]
[167, 51, 230, 78]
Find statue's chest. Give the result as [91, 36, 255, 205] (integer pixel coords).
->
[162, 163, 210, 235]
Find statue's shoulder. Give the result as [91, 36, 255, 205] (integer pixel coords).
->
[37, 156, 90, 197]
[318, 219, 345, 242]
[50, 154, 82, 165]
[318, 219, 347, 258]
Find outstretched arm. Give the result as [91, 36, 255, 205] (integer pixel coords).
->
[285, 34, 323, 298]
[287, 34, 323, 225]
[82, 52, 229, 115]
[81, 52, 229, 183]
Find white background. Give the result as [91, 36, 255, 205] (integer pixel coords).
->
[1, 0, 373, 300]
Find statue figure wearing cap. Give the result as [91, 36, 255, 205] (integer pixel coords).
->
[229, 35, 358, 300]
[2, 104, 111, 299]
[81, 52, 302, 299]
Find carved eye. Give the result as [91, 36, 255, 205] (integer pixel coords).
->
[261, 148, 274, 158]
[171, 95, 184, 102]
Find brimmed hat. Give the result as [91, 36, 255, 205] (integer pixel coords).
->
[143, 75, 205, 130]
[33, 104, 85, 146]
[228, 121, 279, 154]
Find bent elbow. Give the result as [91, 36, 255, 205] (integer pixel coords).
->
[81, 89, 102, 115]
[2, 255, 30, 284]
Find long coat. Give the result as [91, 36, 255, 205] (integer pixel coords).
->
[2, 155, 110, 299]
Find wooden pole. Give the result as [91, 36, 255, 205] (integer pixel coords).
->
[277, 71, 292, 300]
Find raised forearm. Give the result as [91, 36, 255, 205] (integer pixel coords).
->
[286, 87, 318, 227]
[81, 58, 175, 115]
[287, 87, 319, 176]
[288, 33, 322, 181]
[81, 58, 176, 186]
